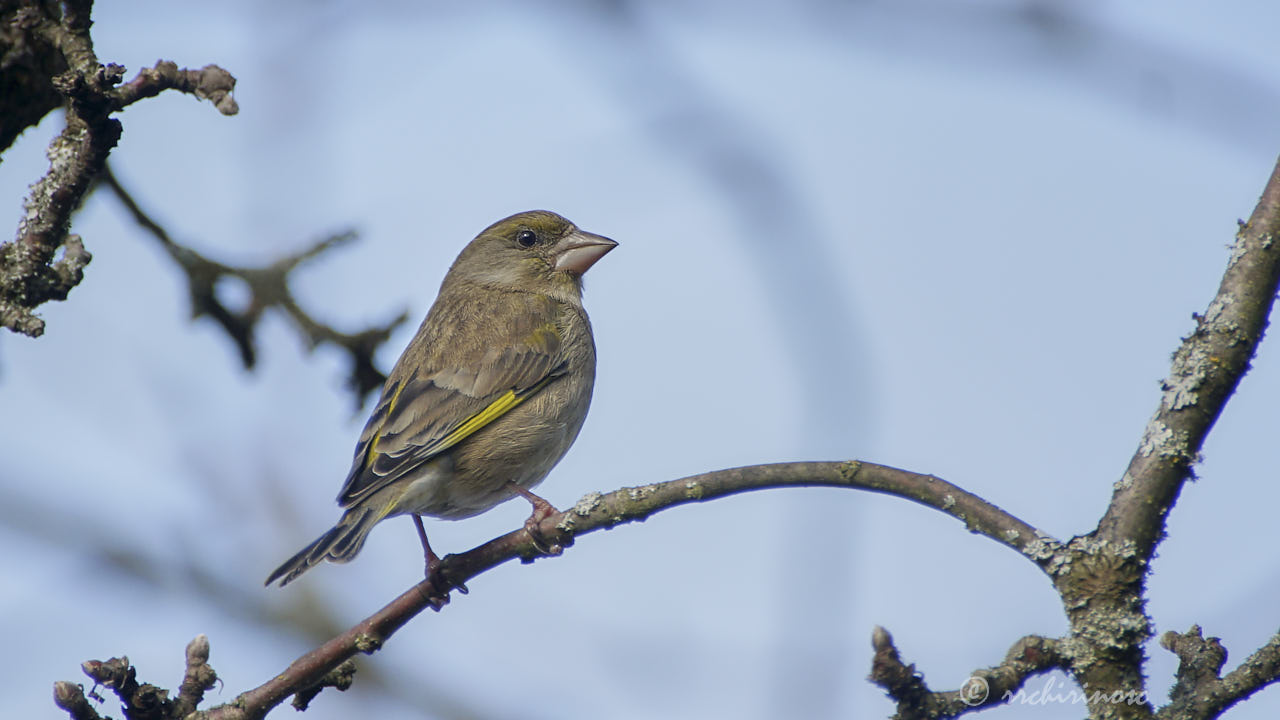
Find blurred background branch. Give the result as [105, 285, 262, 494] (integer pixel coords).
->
[98, 164, 408, 404]
[0, 483, 490, 720]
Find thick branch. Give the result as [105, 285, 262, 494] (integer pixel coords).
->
[0, 4, 68, 152]
[192, 461, 1046, 719]
[1098, 156, 1280, 557]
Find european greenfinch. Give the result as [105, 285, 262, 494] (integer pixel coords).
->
[266, 210, 616, 587]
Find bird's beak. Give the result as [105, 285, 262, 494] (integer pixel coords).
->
[554, 229, 617, 275]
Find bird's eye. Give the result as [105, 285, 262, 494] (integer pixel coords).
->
[516, 229, 537, 248]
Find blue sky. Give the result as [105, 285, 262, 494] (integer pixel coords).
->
[2, 2, 1279, 719]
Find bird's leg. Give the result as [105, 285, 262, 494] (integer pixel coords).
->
[413, 513, 466, 604]
[506, 483, 564, 556]
[412, 513, 441, 573]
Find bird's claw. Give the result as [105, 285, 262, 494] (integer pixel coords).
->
[421, 554, 467, 608]
[508, 483, 571, 562]
[523, 517, 564, 556]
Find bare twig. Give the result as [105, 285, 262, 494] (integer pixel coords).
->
[81, 655, 174, 720]
[53, 681, 102, 720]
[111, 61, 238, 115]
[172, 635, 218, 719]
[1158, 626, 1280, 720]
[869, 626, 1065, 719]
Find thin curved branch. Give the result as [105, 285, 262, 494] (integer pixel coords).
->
[1098, 156, 1280, 557]
[183, 461, 1047, 719]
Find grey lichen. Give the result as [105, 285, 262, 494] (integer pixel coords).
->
[1163, 370, 1205, 411]
[1227, 229, 1249, 269]
[626, 484, 658, 501]
[1137, 420, 1175, 458]
[1022, 534, 1062, 567]
[572, 491, 603, 516]
[557, 491, 603, 532]
[1076, 606, 1150, 651]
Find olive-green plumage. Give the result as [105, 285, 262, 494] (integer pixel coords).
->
[266, 210, 616, 587]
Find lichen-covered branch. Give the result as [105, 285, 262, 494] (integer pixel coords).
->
[1024, 156, 1280, 718]
[0, 0, 237, 337]
[869, 626, 1065, 719]
[99, 166, 408, 402]
[1158, 626, 1280, 720]
[1098, 156, 1280, 557]
[0, 101, 114, 336]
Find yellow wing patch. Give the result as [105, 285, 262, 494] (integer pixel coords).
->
[365, 374, 557, 474]
[433, 380, 547, 453]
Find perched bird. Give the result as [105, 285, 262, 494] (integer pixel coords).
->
[266, 210, 616, 588]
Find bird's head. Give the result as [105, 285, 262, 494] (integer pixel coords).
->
[446, 210, 617, 303]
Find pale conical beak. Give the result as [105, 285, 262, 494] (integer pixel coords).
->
[554, 229, 618, 276]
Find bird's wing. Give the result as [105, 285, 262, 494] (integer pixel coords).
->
[336, 322, 565, 507]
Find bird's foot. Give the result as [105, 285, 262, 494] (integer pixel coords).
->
[523, 515, 563, 557]
[506, 484, 570, 561]
[414, 514, 466, 609]
[419, 556, 467, 611]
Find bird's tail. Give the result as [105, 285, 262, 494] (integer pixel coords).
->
[265, 506, 384, 587]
